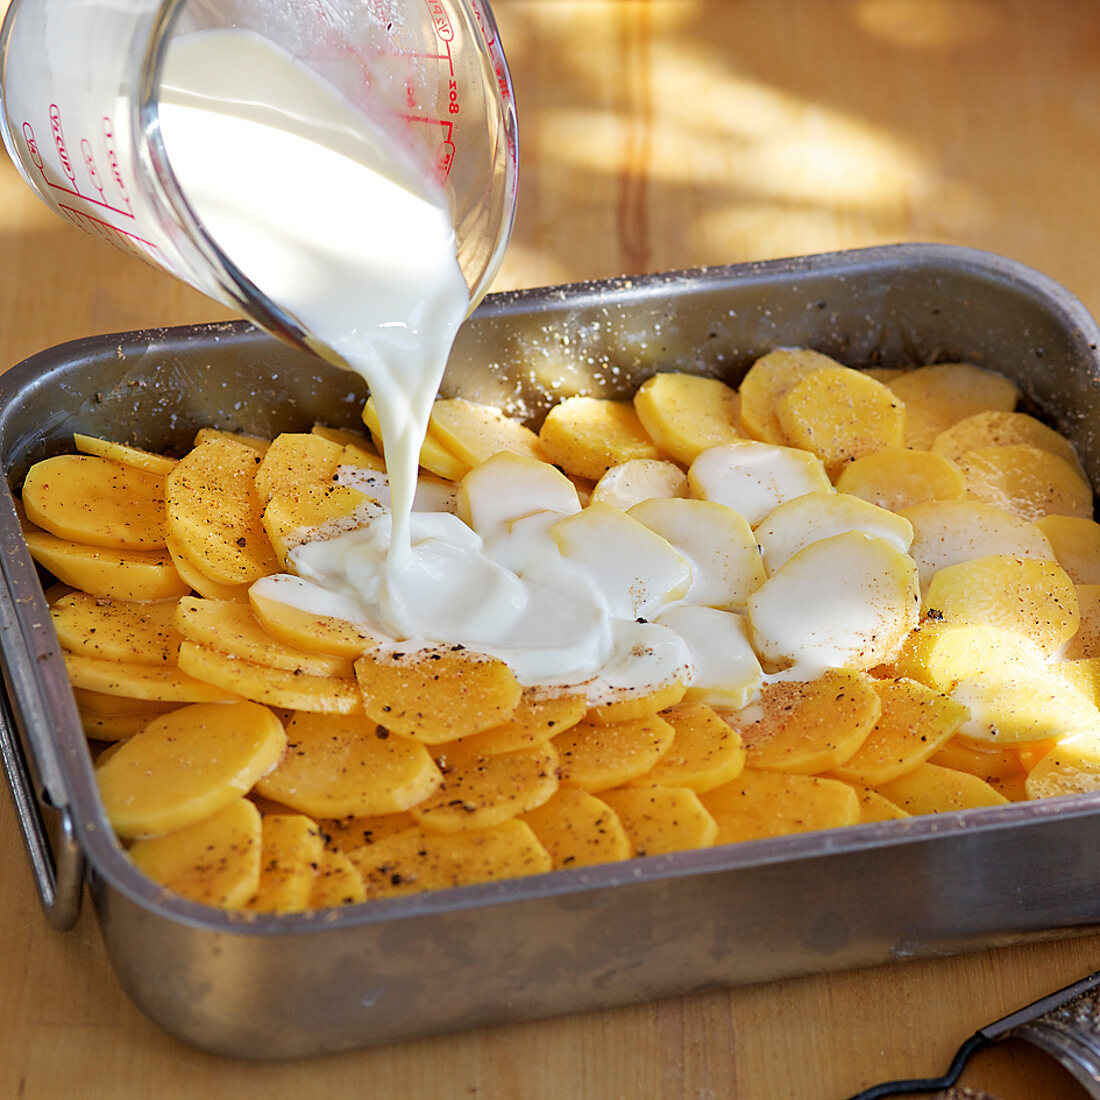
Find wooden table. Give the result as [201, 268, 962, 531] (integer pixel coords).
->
[2, 1, 1100, 1096]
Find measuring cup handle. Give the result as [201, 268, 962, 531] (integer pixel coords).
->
[0, 484, 84, 932]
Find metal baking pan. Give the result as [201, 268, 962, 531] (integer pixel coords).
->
[3, 242, 1100, 1060]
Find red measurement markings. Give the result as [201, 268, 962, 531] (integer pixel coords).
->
[102, 117, 134, 215]
[468, 0, 496, 48]
[57, 203, 157, 260]
[21, 118, 137, 219]
[424, 0, 454, 42]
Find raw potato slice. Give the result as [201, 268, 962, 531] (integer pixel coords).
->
[1025, 734, 1100, 800]
[835, 448, 967, 511]
[362, 396, 469, 482]
[520, 787, 633, 868]
[250, 580, 380, 658]
[253, 432, 344, 503]
[737, 348, 839, 445]
[456, 451, 580, 539]
[178, 642, 362, 713]
[539, 396, 662, 480]
[828, 678, 968, 786]
[924, 555, 1079, 656]
[311, 421, 376, 451]
[316, 811, 417, 853]
[775, 364, 906, 478]
[309, 849, 367, 909]
[96, 700, 286, 838]
[598, 785, 717, 856]
[457, 691, 590, 755]
[950, 667, 1100, 744]
[22, 453, 167, 550]
[628, 497, 765, 610]
[885, 362, 1020, 450]
[73, 433, 177, 477]
[957, 444, 1092, 522]
[731, 670, 881, 774]
[347, 820, 552, 898]
[409, 741, 559, 832]
[633, 372, 743, 464]
[891, 622, 1050, 694]
[128, 798, 262, 909]
[429, 396, 548, 466]
[165, 532, 251, 602]
[73, 688, 183, 742]
[555, 713, 676, 792]
[701, 770, 860, 844]
[590, 459, 689, 511]
[746, 531, 920, 673]
[23, 530, 189, 601]
[754, 491, 913, 576]
[688, 441, 833, 526]
[876, 762, 1010, 813]
[255, 711, 442, 817]
[165, 437, 279, 585]
[247, 813, 326, 914]
[654, 605, 762, 710]
[552, 502, 692, 620]
[1064, 585, 1100, 659]
[932, 409, 1085, 477]
[193, 427, 270, 453]
[635, 701, 746, 792]
[1036, 515, 1100, 585]
[64, 653, 237, 703]
[842, 783, 910, 823]
[51, 592, 183, 666]
[175, 596, 353, 677]
[588, 677, 688, 724]
[928, 738, 1025, 783]
[262, 482, 374, 567]
[1054, 657, 1100, 707]
[900, 499, 1055, 594]
[354, 645, 522, 743]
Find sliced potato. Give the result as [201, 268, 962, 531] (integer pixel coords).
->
[347, 820, 552, 898]
[775, 364, 906, 478]
[73, 433, 177, 477]
[829, 678, 968, 786]
[362, 396, 469, 482]
[51, 592, 183, 666]
[128, 797, 262, 909]
[64, 652, 237, 703]
[255, 711, 442, 818]
[957, 444, 1092, 522]
[924, 555, 1079, 656]
[164, 531, 251, 602]
[885, 362, 1019, 450]
[249, 581, 380, 658]
[633, 372, 743, 464]
[456, 690, 589, 755]
[247, 813, 326, 914]
[737, 347, 839, 445]
[876, 761, 1010, 813]
[24, 530, 189, 601]
[308, 849, 367, 909]
[835, 448, 967, 511]
[1035, 515, 1100, 585]
[635, 701, 745, 792]
[1025, 733, 1100, 800]
[554, 713, 675, 792]
[253, 432, 345, 503]
[22, 453, 167, 550]
[354, 645, 522, 743]
[519, 787, 633, 869]
[590, 459, 689, 511]
[599, 785, 717, 856]
[315, 811, 417, 853]
[96, 700, 286, 838]
[429, 396, 547, 466]
[409, 741, 559, 832]
[539, 396, 662, 480]
[932, 409, 1085, 477]
[164, 436, 279, 585]
[701, 770, 860, 843]
[263, 482, 373, 568]
[175, 596, 354, 677]
[178, 642, 362, 713]
[732, 670, 881, 775]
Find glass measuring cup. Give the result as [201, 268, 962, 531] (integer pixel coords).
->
[0, 0, 518, 347]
